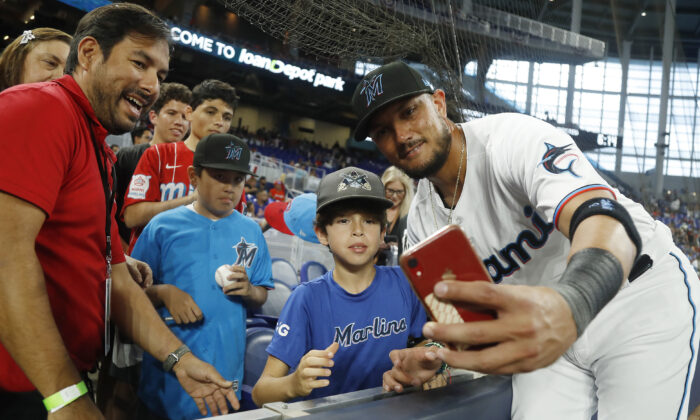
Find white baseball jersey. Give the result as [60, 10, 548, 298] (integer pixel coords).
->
[406, 113, 699, 419]
[407, 113, 670, 286]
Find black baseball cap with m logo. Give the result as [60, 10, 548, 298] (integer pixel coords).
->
[193, 133, 255, 175]
[351, 61, 434, 142]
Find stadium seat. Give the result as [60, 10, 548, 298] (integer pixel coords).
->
[300, 260, 327, 283]
[271, 257, 298, 288]
[240, 326, 275, 410]
[259, 280, 292, 317]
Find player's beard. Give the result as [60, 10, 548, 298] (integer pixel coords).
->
[400, 119, 452, 179]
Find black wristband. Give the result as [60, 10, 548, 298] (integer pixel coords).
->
[551, 248, 623, 336]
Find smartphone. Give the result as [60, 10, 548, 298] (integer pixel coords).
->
[400, 225, 496, 325]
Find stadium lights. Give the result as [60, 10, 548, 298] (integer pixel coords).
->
[641, 11, 647, 16]
[3, 35, 8, 41]
[30, 15, 35, 20]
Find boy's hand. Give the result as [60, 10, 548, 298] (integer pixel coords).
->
[223, 266, 252, 297]
[162, 285, 203, 324]
[382, 347, 443, 393]
[292, 342, 339, 397]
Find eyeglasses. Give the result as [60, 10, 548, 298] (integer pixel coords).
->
[385, 188, 406, 197]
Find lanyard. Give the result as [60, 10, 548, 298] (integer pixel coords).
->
[84, 114, 116, 355]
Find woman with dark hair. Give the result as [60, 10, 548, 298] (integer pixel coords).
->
[0, 28, 72, 91]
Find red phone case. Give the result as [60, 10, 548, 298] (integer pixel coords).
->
[400, 225, 496, 324]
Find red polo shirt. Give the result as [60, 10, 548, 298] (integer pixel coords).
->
[0, 75, 126, 391]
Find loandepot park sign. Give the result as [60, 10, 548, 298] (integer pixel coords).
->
[170, 26, 346, 92]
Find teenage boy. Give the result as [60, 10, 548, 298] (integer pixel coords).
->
[123, 79, 239, 253]
[252, 167, 427, 405]
[115, 82, 191, 246]
[132, 133, 273, 420]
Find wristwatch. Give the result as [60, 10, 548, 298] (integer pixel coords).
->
[163, 345, 191, 372]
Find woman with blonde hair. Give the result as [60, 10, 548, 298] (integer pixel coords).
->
[379, 166, 415, 263]
[0, 27, 72, 91]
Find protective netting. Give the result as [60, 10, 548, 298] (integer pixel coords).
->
[218, 0, 604, 120]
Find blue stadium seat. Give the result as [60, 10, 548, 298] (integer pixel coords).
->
[271, 257, 298, 288]
[240, 326, 275, 411]
[299, 261, 327, 283]
[258, 280, 292, 317]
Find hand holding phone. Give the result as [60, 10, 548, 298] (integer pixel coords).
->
[400, 225, 496, 325]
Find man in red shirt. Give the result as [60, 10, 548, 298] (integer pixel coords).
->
[0, 4, 239, 419]
[123, 79, 242, 253]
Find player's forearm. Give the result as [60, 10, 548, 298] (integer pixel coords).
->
[124, 195, 195, 228]
[252, 373, 298, 406]
[242, 285, 267, 308]
[0, 249, 82, 396]
[111, 263, 182, 362]
[567, 216, 636, 281]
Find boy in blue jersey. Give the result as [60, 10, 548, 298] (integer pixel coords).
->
[132, 134, 274, 420]
[252, 166, 428, 406]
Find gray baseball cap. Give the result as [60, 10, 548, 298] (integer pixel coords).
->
[351, 61, 434, 141]
[316, 166, 393, 213]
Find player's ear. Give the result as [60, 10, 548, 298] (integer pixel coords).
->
[431, 89, 447, 118]
[185, 105, 193, 122]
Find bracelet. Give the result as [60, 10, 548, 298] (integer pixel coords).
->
[424, 341, 449, 374]
[43, 381, 88, 413]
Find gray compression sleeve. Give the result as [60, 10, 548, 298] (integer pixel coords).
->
[551, 248, 623, 337]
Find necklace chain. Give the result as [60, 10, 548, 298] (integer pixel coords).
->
[430, 126, 466, 230]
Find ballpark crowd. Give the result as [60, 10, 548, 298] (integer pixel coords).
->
[0, 4, 698, 420]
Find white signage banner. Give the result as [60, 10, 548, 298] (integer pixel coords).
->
[170, 26, 346, 92]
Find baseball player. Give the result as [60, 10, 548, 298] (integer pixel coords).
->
[122, 79, 241, 253]
[353, 61, 699, 419]
[132, 134, 273, 419]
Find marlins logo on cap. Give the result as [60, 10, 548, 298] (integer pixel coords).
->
[359, 74, 384, 107]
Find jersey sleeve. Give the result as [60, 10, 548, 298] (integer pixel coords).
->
[492, 114, 615, 230]
[248, 228, 274, 289]
[130, 219, 162, 283]
[0, 88, 73, 215]
[122, 145, 162, 212]
[265, 287, 311, 370]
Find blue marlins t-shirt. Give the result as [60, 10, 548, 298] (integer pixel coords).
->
[266, 266, 426, 400]
[133, 205, 273, 420]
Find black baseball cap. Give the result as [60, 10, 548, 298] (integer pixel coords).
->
[316, 166, 393, 213]
[193, 133, 255, 175]
[351, 61, 434, 141]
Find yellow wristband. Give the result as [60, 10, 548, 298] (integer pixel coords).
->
[43, 381, 88, 413]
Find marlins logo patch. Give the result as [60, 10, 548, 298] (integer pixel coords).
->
[225, 142, 243, 160]
[338, 170, 372, 192]
[233, 237, 258, 267]
[538, 142, 580, 178]
[360, 74, 383, 106]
